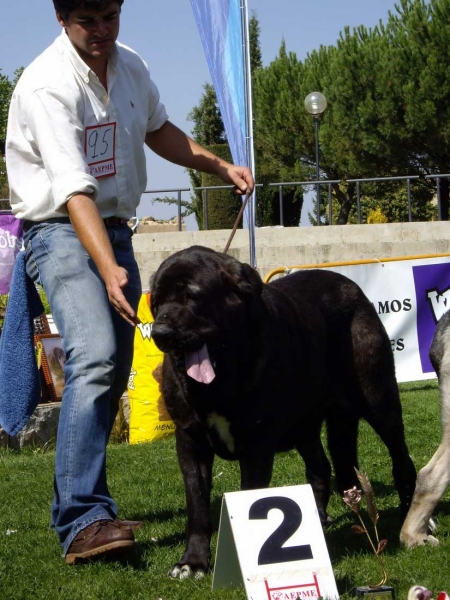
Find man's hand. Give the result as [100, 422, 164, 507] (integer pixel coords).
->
[101, 265, 139, 326]
[216, 164, 255, 196]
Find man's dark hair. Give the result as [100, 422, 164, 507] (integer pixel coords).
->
[53, 0, 124, 21]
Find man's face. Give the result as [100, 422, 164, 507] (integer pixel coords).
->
[57, 3, 121, 65]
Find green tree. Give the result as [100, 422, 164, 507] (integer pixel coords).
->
[253, 0, 445, 225]
[201, 144, 243, 230]
[0, 68, 23, 207]
[186, 83, 227, 228]
[380, 0, 450, 217]
[0, 71, 13, 203]
[187, 83, 226, 147]
[249, 10, 263, 73]
[346, 179, 436, 224]
[252, 41, 305, 225]
[313, 0, 450, 222]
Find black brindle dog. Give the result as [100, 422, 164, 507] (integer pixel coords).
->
[149, 245, 416, 579]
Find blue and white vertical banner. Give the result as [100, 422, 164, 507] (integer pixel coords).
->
[190, 0, 256, 254]
[190, 0, 247, 170]
[290, 256, 450, 383]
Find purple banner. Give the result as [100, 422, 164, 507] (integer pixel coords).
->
[413, 262, 450, 372]
[0, 212, 23, 294]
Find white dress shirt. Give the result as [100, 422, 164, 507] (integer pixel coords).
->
[6, 31, 168, 221]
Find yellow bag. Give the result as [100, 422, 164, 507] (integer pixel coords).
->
[128, 293, 175, 443]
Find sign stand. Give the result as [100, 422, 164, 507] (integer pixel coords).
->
[212, 484, 339, 600]
[213, 500, 243, 588]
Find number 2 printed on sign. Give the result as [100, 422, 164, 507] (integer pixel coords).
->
[249, 496, 313, 565]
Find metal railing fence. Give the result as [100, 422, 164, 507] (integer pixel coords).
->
[346, 175, 421, 224]
[142, 188, 190, 231]
[424, 175, 450, 221]
[143, 174, 450, 230]
[269, 180, 341, 226]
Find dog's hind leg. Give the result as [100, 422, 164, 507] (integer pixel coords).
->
[363, 404, 417, 519]
[326, 413, 360, 495]
[239, 445, 276, 491]
[295, 435, 332, 525]
[400, 427, 450, 547]
[345, 307, 417, 517]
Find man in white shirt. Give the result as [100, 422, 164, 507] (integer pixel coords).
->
[6, 0, 254, 565]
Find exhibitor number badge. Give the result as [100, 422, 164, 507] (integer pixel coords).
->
[84, 122, 116, 179]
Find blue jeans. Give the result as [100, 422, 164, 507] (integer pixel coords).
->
[24, 220, 142, 555]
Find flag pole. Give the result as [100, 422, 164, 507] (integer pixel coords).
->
[240, 0, 257, 268]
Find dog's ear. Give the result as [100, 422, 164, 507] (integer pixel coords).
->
[222, 260, 263, 300]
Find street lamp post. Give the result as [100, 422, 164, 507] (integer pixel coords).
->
[304, 92, 327, 225]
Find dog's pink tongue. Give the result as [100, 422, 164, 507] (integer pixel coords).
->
[185, 344, 215, 384]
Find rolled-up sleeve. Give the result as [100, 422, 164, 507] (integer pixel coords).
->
[22, 87, 99, 211]
[146, 78, 169, 133]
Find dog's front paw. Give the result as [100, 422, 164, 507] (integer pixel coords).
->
[168, 564, 207, 580]
[400, 532, 440, 548]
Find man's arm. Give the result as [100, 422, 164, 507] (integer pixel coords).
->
[145, 120, 255, 194]
[66, 194, 139, 326]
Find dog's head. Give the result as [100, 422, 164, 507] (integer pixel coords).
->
[149, 246, 263, 383]
[48, 346, 66, 377]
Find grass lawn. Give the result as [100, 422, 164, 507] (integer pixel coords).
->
[1, 380, 450, 599]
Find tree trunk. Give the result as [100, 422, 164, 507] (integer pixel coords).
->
[438, 177, 449, 221]
[334, 183, 355, 225]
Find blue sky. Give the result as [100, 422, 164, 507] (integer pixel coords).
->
[1, 0, 401, 229]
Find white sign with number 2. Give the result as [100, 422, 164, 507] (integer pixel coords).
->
[212, 484, 339, 600]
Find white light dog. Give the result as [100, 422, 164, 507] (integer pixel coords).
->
[400, 309, 450, 547]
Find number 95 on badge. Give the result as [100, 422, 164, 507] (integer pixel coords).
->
[212, 484, 339, 600]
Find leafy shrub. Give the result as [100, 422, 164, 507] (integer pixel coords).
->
[367, 207, 389, 224]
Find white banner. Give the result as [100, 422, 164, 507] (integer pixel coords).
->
[287, 256, 450, 383]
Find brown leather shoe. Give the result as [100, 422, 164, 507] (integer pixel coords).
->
[114, 518, 144, 531]
[65, 519, 135, 565]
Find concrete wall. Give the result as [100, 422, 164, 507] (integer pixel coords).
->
[132, 221, 450, 288]
[136, 218, 186, 234]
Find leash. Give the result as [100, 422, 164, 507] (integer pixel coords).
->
[223, 188, 252, 254]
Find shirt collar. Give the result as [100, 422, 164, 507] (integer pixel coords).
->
[57, 29, 119, 81]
